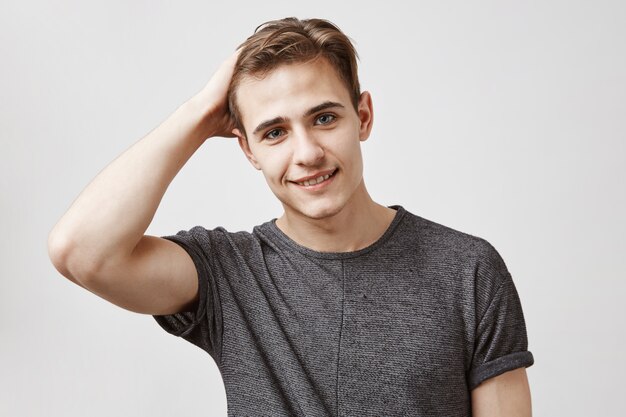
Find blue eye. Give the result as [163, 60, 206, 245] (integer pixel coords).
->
[315, 114, 336, 125]
[264, 128, 284, 140]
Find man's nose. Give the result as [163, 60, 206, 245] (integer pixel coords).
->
[292, 129, 324, 165]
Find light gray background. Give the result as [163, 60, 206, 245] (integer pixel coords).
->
[2, 1, 625, 416]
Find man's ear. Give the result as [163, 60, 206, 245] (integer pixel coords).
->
[357, 91, 374, 142]
[233, 128, 262, 170]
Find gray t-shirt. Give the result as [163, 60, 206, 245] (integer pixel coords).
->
[153, 205, 534, 416]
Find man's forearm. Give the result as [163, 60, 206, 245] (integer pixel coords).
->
[48, 94, 215, 280]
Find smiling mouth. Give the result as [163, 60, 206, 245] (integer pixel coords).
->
[292, 169, 337, 187]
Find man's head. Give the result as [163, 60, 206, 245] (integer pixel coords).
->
[228, 17, 361, 137]
[228, 17, 374, 223]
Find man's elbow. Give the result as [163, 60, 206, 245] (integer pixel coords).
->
[47, 231, 99, 287]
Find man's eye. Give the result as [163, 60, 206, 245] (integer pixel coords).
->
[264, 128, 284, 140]
[315, 114, 336, 125]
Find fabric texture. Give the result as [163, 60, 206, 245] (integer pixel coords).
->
[153, 205, 534, 416]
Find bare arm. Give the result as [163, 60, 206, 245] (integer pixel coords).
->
[471, 368, 532, 417]
[47, 52, 238, 315]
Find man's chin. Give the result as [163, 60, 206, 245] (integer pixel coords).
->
[282, 200, 345, 222]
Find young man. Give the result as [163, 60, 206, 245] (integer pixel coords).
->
[48, 17, 533, 417]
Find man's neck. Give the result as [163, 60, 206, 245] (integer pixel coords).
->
[274, 184, 397, 253]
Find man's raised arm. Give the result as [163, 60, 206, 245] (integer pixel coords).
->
[47, 52, 238, 315]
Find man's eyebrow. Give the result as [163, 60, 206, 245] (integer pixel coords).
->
[304, 101, 345, 117]
[252, 101, 345, 137]
[253, 116, 287, 136]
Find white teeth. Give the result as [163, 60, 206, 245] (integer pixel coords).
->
[297, 172, 333, 187]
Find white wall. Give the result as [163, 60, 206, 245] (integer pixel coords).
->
[1, 1, 624, 416]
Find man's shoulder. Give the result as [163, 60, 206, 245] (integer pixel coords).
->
[162, 224, 260, 253]
[399, 207, 495, 257]
[399, 207, 511, 289]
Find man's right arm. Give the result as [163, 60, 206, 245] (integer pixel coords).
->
[47, 53, 238, 316]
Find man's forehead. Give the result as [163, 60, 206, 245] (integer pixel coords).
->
[238, 56, 339, 88]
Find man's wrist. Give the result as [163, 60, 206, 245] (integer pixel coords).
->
[180, 93, 223, 140]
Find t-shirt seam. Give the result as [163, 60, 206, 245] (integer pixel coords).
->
[336, 259, 346, 415]
[476, 273, 509, 332]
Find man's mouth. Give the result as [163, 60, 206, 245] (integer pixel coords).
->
[292, 169, 337, 187]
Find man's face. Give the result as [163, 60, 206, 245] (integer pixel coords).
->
[233, 57, 373, 222]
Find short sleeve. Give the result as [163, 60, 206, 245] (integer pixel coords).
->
[152, 226, 223, 365]
[468, 242, 534, 390]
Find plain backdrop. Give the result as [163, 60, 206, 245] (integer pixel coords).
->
[2, 1, 625, 416]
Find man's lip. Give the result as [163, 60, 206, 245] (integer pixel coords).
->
[290, 168, 337, 183]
